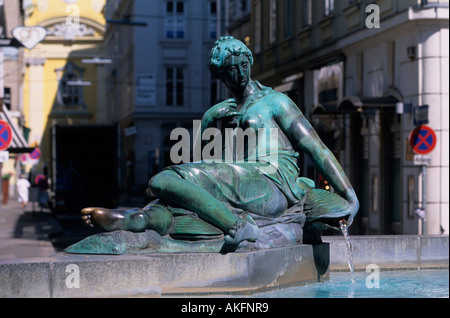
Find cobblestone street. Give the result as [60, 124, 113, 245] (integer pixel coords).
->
[0, 199, 61, 259]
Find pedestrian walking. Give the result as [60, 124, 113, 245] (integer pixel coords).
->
[38, 176, 49, 210]
[16, 174, 31, 208]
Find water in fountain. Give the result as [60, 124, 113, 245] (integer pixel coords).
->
[339, 219, 356, 284]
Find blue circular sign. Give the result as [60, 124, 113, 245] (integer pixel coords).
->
[409, 125, 437, 155]
[0, 120, 12, 151]
[29, 147, 41, 160]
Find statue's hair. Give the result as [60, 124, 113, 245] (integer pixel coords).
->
[209, 36, 254, 79]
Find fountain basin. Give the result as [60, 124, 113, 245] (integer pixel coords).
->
[0, 243, 329, 297]
[1, 235, 447, 297]
[249, 269, 449, 298]
[323, 234, 449, 271]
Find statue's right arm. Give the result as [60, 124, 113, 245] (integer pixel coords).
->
[201, 99, 241, 149]
[201, 98, 240, 131]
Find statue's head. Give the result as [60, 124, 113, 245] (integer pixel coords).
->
[209, 36, 254, 80]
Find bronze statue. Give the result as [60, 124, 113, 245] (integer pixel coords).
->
[67, 36, 358, 254]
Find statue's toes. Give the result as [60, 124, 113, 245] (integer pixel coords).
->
[81, 214, 94, 228]
[224, 221, 259, 245]
[81, 207, 96, 215]
[81, 207, 105, 228]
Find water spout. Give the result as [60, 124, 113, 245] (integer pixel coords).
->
[339, 219, 356, 284]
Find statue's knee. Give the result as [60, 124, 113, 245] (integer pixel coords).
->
[149, 173, 164, 196]
[149, 171, 174, 195]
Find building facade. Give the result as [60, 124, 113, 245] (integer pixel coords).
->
[21, 0, 107, 177]
[1, 0, 32, 200]
[224, 0, 251, 43]
[249, 0, 448, 235]
[103, 0, 219, 190]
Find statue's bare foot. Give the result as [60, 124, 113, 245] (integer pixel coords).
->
[224, 215, 259, 245]
[81, 207, 148, 232]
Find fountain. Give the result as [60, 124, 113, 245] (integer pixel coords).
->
[59, 36, 360, 295]
[339, 219, 356, 284]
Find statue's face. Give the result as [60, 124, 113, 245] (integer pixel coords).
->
[221, 54, 250, 91]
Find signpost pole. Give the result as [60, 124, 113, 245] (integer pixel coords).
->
[410, 125, 436, 235]
[421, 165, 426, 235]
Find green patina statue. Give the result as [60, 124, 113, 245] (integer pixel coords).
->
[65, 36, 359, 254]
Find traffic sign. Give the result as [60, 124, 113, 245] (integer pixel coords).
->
[29, 147, 41, 160]
[35, 174, 46, 185]
[413, 105, 429, 126]
[409, 125, 437, 155]
[0, 120, 12, 151]
[414, 154, 431, 166]
[20, 154, 28, 163]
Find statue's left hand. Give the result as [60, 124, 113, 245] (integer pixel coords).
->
[344, 189, 359, 226]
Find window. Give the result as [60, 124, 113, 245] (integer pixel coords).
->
[166, 67, 184, 106]
[3, 87, 11, 110]
[283, 0, 292, 38]
[387, 42, 395, 86]
[165, 0, 185, 39]
[61, 73, 81, 106]
[56, 62, 86, 108]
[371, 175, 378, 214]
[356, 52, 363, 96]
[324, 0, 334, 16]
[269, 0, 277, 45]
[210, 75, 217, 106]
[209, 0, 217, 39]
[254, 0, 261, 53]
[302, 0, 312, 28]
[240, 0, 247, 11]
[407, 176, 415, 219]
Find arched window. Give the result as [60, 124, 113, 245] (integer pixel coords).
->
[55, 62, 87, 109]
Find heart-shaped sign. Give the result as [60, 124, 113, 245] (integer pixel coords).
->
[12, 26, 47, 50]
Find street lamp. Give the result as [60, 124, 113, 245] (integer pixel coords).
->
[81, 57, 113, 65]
[67, 80, 92, 86]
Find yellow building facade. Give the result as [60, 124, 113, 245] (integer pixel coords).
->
[22, 0, 106, 174]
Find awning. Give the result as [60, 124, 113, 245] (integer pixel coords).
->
[312, 96, 398, 115]
[0, 106, 34, 153]
[311, 103, 338, 115]
[337, 96, 398, 112]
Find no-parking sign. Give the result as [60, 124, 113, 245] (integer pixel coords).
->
[29, 147, 41, 160]
[0, 120, 12, 151]
[409, 125, 437, 155]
